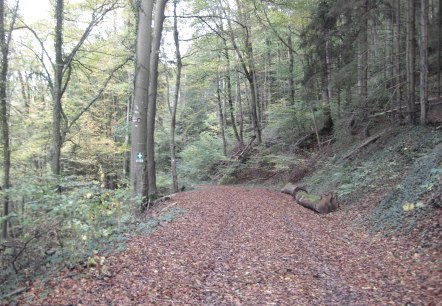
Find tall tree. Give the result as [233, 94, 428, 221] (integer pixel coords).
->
[407, 0, 416, 124]
[393, 0, 402, 114]
[358, 0, 369, 110]
[146, 0, 167, 197]
[1, 0, 18, 239]
[225, 0, 262, 143]
[169, 0, 181, 193]
[131, 0, 167, 199]
[419, 0, 429, 125]
[131, 0, 154, 197]
[51, 0, 64, 175]
[21, 0, 124, 175]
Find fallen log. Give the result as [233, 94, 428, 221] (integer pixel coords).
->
[281, 184, 339, 214]
[281, 183, 307, 196]
[295, 191, 339, 214]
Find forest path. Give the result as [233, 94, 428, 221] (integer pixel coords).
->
[24, 186, 440, 305]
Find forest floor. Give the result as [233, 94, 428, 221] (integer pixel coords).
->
[17, 185, 441, 305]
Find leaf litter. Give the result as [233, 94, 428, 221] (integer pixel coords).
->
[17, 186, 441, 305]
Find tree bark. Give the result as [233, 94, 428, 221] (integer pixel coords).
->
[288, 33, 295, 106]
[131, 0, 153, 198]
[225, 0, 262, 143]
[358, 0, 369, 110]
[217, 61, 227, 156]
[420, 0, 429, 125]
[123, 93, 132, 178]
[0, 0, 8, 239]
[438, 0, 441, 98]
[0, 0, 17, 239]
[170, 0, 181, 193]
[393, 0, 402, 116]
[236, 70, 244, 144]
[407, 0, 416, 124]
[146, 0, 167, 197]
[51, 0, 64, 176]
[223, 43, 240, 143]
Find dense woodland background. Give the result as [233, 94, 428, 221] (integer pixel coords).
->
[0, 0, 441, 297]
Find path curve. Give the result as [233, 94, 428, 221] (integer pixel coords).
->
[22, 186, 441, 305]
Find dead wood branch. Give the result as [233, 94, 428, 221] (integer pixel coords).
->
[1, 287, 29, 299]
[343, 131, 385, 160]
[234, 136, 256, 160]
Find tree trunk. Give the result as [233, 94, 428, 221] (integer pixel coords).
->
[236, 70, 244, 144]
[227, 0, 261, 143]
[131, 0, 153, 198]
[438, 0, 441, 98]
[170, 0, 180, 193]
[359, 0, 369, 110]
[393, 0, 402, 116]
[0, 0, 8, 239]
[420, 0, 429, 125]
[322, 33, 333, 132]
[123, 93, 132, 178]
[407, 0, 416, 124]
[51, 0, 64, 176]
[288, 33, 295, 106]
[146, 0, 167, 197]
[223, 44, 240, 143]
[0, 0, 17, 239]
[217, 60, 227, 156]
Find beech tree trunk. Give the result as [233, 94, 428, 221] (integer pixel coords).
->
[223, 44, 240, 143]
[420, 0, 429, 125]
[217, 60, 227, 156]
[0, 0, 17, 239]
[236, 70, 244, 144]
[131, 0, 153, 198]
[0, 0, 8, 239]
[51, 0, 64, 176]
[146, 0, 167, 197]
[170, 0, 180, 193]
[123, 93, 132, 178]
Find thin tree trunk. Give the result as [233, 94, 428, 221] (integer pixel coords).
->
[0, 0, 9, 239]
[123, 93, 132, 178]
[323, 33, 333, 131]
[170, 0, 180, 193]
[225, 0, 261, 143]
[393, 0, 402, 115]
[438, 0, 441, 97]
[288, 33, 295, 106]
[359, 0, 369, 111]
[146, 0, 167, 197]
[420, 0, 429, 125]
[236, 70, 244, 144]
[0, 0, 17, 239]
[217, 61, 227, 156]
[51, 0, 64, 175]
[223, 45, 240, 143]
[131, 0, 153, 198]
[407, 0, 416, 124]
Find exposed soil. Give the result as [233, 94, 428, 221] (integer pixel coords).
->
[19, 186, 441, 305]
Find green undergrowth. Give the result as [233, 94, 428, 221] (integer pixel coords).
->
[0, 176, 187, 299]
[300, 126, 442, 232]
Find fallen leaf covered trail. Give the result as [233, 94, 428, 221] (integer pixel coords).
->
[24, 186, 440, 305]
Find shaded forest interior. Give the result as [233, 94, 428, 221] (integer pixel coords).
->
[0, 0, 441, 302]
